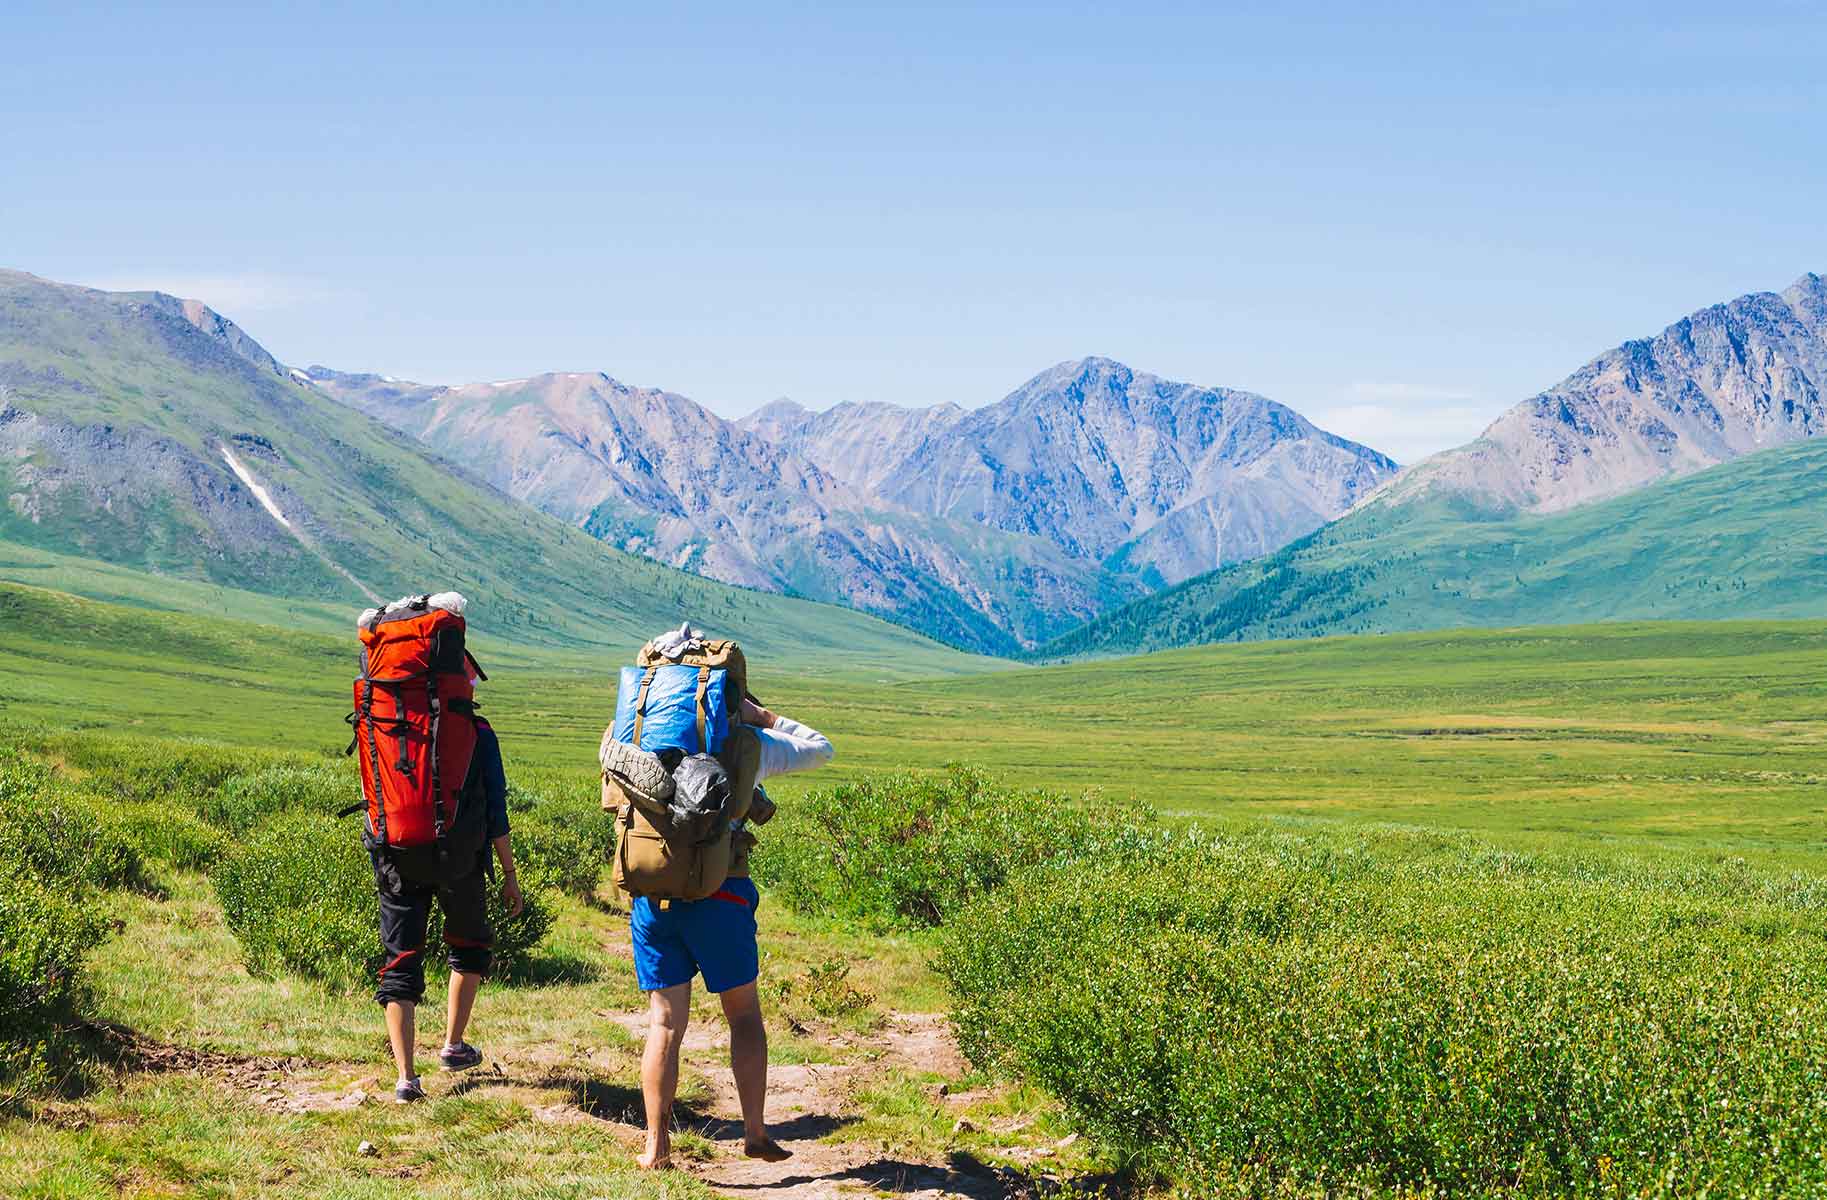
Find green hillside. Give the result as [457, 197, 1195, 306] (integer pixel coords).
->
[1045, 436, 1827, 657]
[0, 271, 981, 673]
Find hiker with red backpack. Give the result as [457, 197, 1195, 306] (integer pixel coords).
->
[600, 623, 834, 1170]
[349, 593, 523, 1104]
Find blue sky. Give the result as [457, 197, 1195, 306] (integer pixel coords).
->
[4, 2, 1824, 461]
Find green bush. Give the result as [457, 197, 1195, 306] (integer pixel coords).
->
[212, 813, 378, 991]
[104, 801, 227, 872]
[940, 827, 1827, 1197]
[772, 957, 875, 1023]
[512, 807, 613, 900]
[0, 872, 109, 1108]
[492, 771, 614, 900]
[0, 750, 125, 1107]
[0, 752, 147, 894]
[504, 779, 547, 814]
[197, 762, 359, 833]
[752, 766, 1127, 928]
[425, 863, 557, 982]
[512, 817, 604, 900]
[27, 733, 275, 807]
[213, 812, 559, 992]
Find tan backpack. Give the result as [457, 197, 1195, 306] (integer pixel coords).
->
[608, 637, 760, 903]
[609, 726, 760, 902]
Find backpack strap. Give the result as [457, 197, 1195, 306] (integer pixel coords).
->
[388, 684, 411, 774]
[427, 676, 446, 857]
[632, 666, 658, 747]
[694, 666, 711, 753]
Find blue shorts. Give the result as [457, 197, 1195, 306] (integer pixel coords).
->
[630, 876, 761, 993]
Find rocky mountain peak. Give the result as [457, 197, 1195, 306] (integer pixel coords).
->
[750, 396, 810, 419]
[1376, 268, 1827, 516]
[152, 292, 288, 380]
[879, 358, 1397, 577]
[1784, 272, 1827, 326]
[738, 397, 817, 444]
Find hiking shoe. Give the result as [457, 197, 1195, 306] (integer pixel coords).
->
[439, 1042, 483, 1071]
[394, 1076, 427, 1104]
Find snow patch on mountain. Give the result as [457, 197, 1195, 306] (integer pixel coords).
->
[218, 444, 292, 530]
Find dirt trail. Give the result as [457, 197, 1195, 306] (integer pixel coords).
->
[119, 1011, 1044, 1198]
[84, 1020, 379, 1114]
[598, 1009, 1021, 1199]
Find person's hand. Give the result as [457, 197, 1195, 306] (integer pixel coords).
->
[501, 873, 525, 917]
[741, 698, 777, 728]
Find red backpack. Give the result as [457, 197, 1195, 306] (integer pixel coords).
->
[348, 595, 481, 856]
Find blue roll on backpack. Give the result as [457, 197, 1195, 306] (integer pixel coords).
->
[611, 664, 731, 754]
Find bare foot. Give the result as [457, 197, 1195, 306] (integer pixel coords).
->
[635, 1147, 672, 1171]
[743, 1136, 792, 1163]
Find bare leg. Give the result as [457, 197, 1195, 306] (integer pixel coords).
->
[445, 970, 482, 1048]
[638, 982, 691, 1170]
[720, 981, 789, 1161]
[385, 1000, 416, 1084]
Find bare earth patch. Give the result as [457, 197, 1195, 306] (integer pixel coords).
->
[91, 1007, 1061, 1196]
[597, 1009, 1020, 1198]
[90, 1020, 379, 1114]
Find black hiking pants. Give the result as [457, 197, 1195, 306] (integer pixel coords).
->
[370, 843, 494, 1008]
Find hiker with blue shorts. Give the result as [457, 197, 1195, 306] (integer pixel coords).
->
[630, 696, 830, 1169]
[600, 629, 834, 1171]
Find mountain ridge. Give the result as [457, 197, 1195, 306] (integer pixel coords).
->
[1047, 271, 1827, 657]
[1377, 272, 1827, 516]
[737, 396, 969, 493]
[303, 366, 1117, 653]
[0, 268, 977, 668]
[308, 355, 1396, 650]
[869, 356, 1399, 582]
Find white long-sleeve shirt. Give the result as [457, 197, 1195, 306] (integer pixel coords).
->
[754, 715, 833, 782]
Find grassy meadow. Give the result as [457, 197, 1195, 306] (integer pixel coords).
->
[6, 578, 1827, 1196]
[8, 577, 1826, 864]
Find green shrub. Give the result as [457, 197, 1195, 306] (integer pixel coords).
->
[0, 747, 150, 1105]
[940, 827, 1827, 1197]
[0, 748, 51, 802]
[213, 812, 559, 992]
[196, 763, 359, 833]
[104, 801, 228, 872]
[27, 733, 273, 807]
[0, 872, 109, 1108]
[0, 752, 147, 894]
[504, 779, 547, 814]
[772, 957, 874, 1023]
[752, 766, 1127, 928]
[425, 864, 557, 982]
[212, 813, 379, 991]
[512, 811, 612, 900]
[492, 772, 614, 900]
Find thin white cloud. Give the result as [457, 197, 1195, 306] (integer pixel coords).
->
[78, 272, 333, 317]
[1312, 382, 1504, 465]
